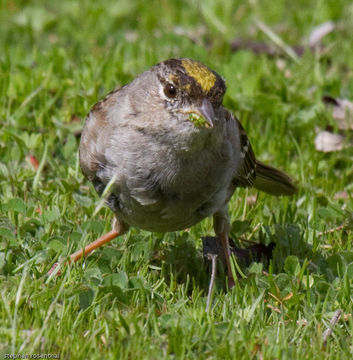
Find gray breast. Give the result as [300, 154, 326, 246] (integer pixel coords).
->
[102, 127, 238, 232]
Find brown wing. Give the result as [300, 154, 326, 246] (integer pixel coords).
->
[79, 86, 124, 194]
[232, 116, 257, 188]
[230, 114, 297, 195]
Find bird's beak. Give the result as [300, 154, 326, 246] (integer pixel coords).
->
[197, 98, 215, 128]
[181, 98, 215, 128]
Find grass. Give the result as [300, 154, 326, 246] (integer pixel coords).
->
[1, 0, 353, 358]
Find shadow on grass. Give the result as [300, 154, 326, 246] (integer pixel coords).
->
[151, 222, 349, 293]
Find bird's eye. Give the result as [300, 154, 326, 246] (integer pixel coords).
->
[164, 83, 177, 98]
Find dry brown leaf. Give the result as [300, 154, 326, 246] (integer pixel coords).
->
[268, 292, 282, 304]
[70, 114, 81, 122]
[202, 236, 274, 266]
[323, 96, 353, 130]
[314, 131, 346, 152]
[296, 318, 308, 327]
[334, 191, 349, 200]
[343, 313, 352, 321]
[282, 292, 293, 302]
[309, 21, 335, 47]
[246, 194, 257, 205]
[266, 304, 281, 313]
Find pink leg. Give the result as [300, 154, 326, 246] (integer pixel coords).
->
[213, 210, 235, 288]
[48, 217, 128, 275]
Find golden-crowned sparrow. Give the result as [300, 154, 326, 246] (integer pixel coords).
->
[68, 58, 297, 286]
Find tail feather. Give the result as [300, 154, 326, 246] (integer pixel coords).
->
[253, 161, 298, 196]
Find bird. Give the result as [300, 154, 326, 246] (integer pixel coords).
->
[65, 58, 297, 287]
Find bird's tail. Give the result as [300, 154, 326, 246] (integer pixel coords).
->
[253, 161, 298, 196]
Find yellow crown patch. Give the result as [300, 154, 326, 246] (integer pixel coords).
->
[181, 59, 216, 92]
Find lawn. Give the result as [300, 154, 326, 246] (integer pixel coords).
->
[1, 0, 353, 359]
